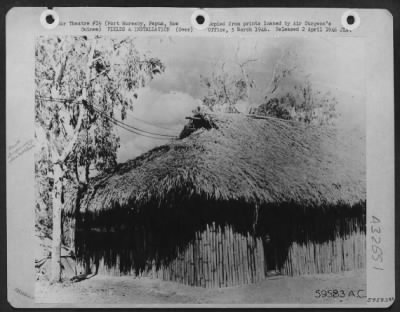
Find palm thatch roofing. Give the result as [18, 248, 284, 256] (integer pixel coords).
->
[64, 113, 365, 215]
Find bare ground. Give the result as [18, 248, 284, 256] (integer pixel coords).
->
[36, 269, 366, 305]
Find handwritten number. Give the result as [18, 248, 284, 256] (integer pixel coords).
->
[371, 225, 381, 234]
[372, 236, 381, 244]
[371, 216, 381, 224]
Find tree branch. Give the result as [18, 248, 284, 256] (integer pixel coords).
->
[58, 97, 84, 163]
[56, 38, 97, 164]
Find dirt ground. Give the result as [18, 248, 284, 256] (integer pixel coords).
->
[35, 269, 366, 305]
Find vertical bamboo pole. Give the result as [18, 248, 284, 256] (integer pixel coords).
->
[183, 248, 186, 284]
[195, 232, 199, 286]
[212, 223, 216, 288]
[227, 226, 232, 286]
[290, 243, 294, 276]
[254, 237, 259, 281]
[210, 224, 214, 288]
[244, 235, 249, 284]
[171, 257, 173, 282]
[254, 237, 258, 281]
[259, 238, 268, 279]
[305, 242, 309, 274]
[177, 249, 180, 283]
[199, 232, 203, 287]
[188, 244, 191, 285]
[214, 225, 218, 288]
[238, 234, 243, 284]
[250, 236, 254, 283]
[187, 246, 190, 285]
[233, 228, 238, 286]
[191, 241, 194, 286]
[217, 225, 221, 287]
[219, 227, 227, 287]
[255, 237, 259, 281]
[247, 233, 252, 283]
[189, 242, 192, 286]
[229, 226, 234, 286]
[218, 226, 225, 287]
[243, 235, 249, 284]
[234, 230, 240, 285]
[215, 225, 219, 288]
[260, 239, 263, 279]
[238, 233, 243, 285]
[216, 225, 219, 287]
[226, 226, 232, 286]
[197, 232, 203, 287]
[215, 225, 219, 287]
[184, 247, 187, 285]
[215, 223, 218, 287]
[223, 226, 230, 287]
[205, 225, 210, 288]
[287, 245, 292, 276]
[222, 227, 227, 287]
[240, 232, 244, 285]
[208, 224, 212, 288]
[249, 235, 253, 283]
[237, 233, 242, 285]
[207, 225, 211, 288]
[239, 234, 243, 284]
[202, 230, 206, 287]
[181, 249, 184, 283]
[180, 249, 183, 284]
[250, 236, 255, 283]
[187, 245, 189, 285]
[220, 226, 224, 287]
[243, 234, 247, 284]
[194, 233, 198, 286]
[229, 226, 236, 286]
[201, 230, 205, 287]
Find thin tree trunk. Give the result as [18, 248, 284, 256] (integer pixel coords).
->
[51, 163, 63, 283]
[49, 38, 95, 282]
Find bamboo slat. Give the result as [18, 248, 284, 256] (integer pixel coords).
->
[222, 229, 227, 287]
[227, 226, 233, 286]
[224, 226, 230, 286]
[212, 223, 216, 288]
[119, 224, 367, 288]
[217, 226, 222, 287]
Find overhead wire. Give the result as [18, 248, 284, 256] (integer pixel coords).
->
[36, 95, 178, 139]
[90, 104, 176, 140]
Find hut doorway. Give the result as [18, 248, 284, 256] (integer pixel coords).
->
[262, 233, 292, 276]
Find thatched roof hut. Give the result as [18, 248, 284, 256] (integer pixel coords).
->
[66, 113, 365, 215]
[66, 113, 366, 286]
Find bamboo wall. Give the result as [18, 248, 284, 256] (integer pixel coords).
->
[77, 223, 265, 287]
[281, 229, 365, 276]
[157, 223, 265, 287]
[75, 221, 366, 287]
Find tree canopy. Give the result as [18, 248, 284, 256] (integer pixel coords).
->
[35, 36, 165, 281]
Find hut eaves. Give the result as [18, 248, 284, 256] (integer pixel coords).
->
[64, 113, 366, 215]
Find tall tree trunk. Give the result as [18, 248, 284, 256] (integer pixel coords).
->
[51, 163, 64, 283]
[49, 38, 95, 282]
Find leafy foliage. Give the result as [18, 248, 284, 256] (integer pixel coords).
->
[254, 78, 339, 126]
[35, 36, 165, 240]
[35, 36, 165, 174]
[201, 62, 255, 113]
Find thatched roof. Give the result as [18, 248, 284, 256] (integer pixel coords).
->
[64, 113, 365, 215]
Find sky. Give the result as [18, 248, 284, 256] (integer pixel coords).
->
[115, 36, 366, 162]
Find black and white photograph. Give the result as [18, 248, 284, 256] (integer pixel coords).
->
[5, 7, 394, 308]
[33, 34, 367, 304]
